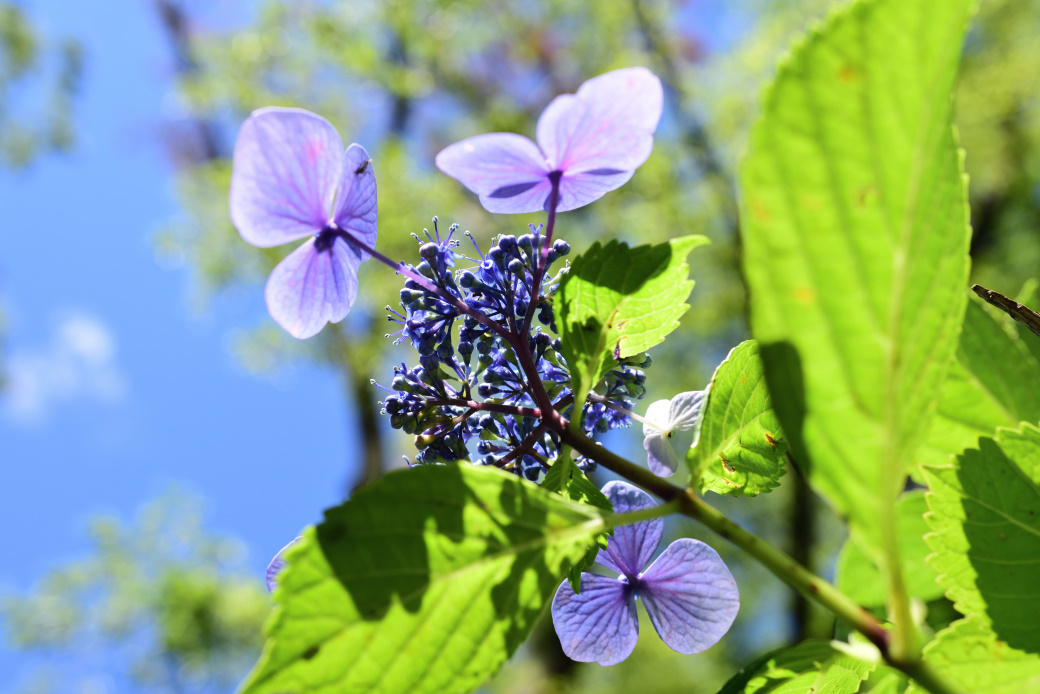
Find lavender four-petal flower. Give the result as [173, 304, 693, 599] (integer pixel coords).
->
[436, 67, 663, 214]
[552, 482, 739, 665]
[230, 107, 377, 339]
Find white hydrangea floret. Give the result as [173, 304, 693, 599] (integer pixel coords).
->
[642, 391, 705, 477]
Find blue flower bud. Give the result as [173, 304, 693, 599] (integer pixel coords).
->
[419, 242, 440, 260]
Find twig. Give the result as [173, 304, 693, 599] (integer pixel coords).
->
[972, 284, 1040, 340]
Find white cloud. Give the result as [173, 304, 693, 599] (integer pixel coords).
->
[3, 312, 128, 426]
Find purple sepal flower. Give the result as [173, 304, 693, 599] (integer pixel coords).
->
[229, 107, 377, 339]
[436, 67, 663, 214]
[265, 536, 304, 593]
[552, 482, 739, 665]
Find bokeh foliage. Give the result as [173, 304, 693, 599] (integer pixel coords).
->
[1, 490, 269, 693]
[0, 2, 81, 169]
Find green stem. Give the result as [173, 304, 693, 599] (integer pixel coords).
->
[606, 498, 680, 530]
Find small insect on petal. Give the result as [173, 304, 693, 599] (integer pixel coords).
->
[229, 108, 378, 339]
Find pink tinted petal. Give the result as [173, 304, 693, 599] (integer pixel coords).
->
[552, 575, 638, 666]
[332, 143, 378, 256]
[265, 235, 360, 339]
[435, 133, 552, 214]
[536, 67, 663, 175]
[556, 168, 635, 212]
[230, 107, 343, 247]
[266, 536, 304, 593]
[594, 482, 662, 576]
[638, 538, 740, 655]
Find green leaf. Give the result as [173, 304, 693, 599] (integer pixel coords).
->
[717, 640, 875, 694]
[541, 458, 610, 510]
[540, 455, 612, 592]
[242, 464, 606, 694]
[688, 340, 788, 497]
[740, 0, 974, 553]
[920, 299, 1040, 468]
[922, 424, 1040, 654]
[558, 235, 709, 411]
[835, 490, 943, 606]
[908, 617, 1040, 694]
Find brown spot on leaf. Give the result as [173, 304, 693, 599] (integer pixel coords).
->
[720, 456, 736, 474]
[839, 64, 860, 82]
[856, 185, 878, 206]
[765, 432, 777, 448]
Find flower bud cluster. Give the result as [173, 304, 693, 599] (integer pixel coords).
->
[379, 218, 650, 479]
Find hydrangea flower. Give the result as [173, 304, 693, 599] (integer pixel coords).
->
[229, 107, 377, 339]
[436, 67, 663, 214]
[378, 221, 649, 477]
[265, 536, 303, 592]
[642, 390, 705, 477]
[552, 482, 739, 665]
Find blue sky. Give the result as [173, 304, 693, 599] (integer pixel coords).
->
[1, 1, 359, 687]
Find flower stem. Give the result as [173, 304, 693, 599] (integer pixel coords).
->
[519, 175, 561, 338]
[606, 498, 679, 529]
[340, 231, 512, 340]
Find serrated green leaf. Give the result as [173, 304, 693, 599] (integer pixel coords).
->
[835, 491, 943, 606]
[242, 464, 606, 694]
[688, 340, 788, 497]
[740, 0, 973, 553]
[908, 617, 1040, 694]
[920, 299, 1040, 468]
[922, 424, 1040, 655]
[558, 235, 709, 411]
[717, 640, 875, 694]
[540, 455, 612, 592]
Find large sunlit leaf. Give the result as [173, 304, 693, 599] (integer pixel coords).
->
[922, 424, 1040, 654]
[740, 0, 973, 554]
[558, 235, 708, 411]
[241, 464, 606, 694]
[688, 340, 788, 497]
[835, 490, 942, 606]
[908, 617, 1040, 694]
[717, 640, 875, 694]
[920, 299, 1040, 468]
